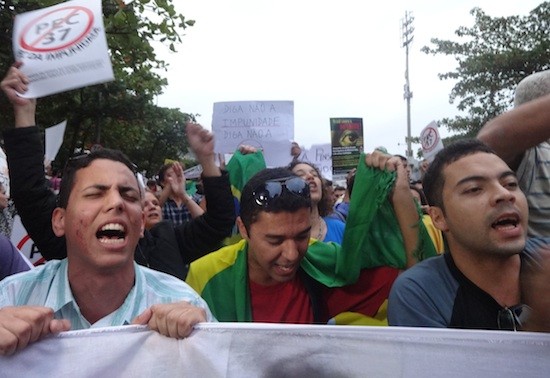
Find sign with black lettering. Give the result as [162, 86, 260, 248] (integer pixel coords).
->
[212, 101, 294, 167]
[13, 0, 114, 98]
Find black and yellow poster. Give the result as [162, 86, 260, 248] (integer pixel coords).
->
[330, 118, 364, 175]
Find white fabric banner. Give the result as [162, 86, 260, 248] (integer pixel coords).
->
[1, 323, 549, 377]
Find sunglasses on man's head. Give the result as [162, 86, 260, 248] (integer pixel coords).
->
[252, 177, 310, 208]
[497, 304, 531, 331]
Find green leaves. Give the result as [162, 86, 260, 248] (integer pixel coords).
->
[424, 2, 550, 140]
[0, 0, 196, 175]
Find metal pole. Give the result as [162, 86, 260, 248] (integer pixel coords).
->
[401, 11, 414, 159]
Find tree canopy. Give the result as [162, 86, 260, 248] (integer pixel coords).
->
[0, 0, 196, 176]
[422, 2, 550, 138]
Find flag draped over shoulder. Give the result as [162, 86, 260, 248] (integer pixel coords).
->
[225, 150, 266, 201]
[342, 153, 438, 269]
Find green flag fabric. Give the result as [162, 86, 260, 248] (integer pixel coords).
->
[225, 150, 267, 200]
[342, 153, 438, 269]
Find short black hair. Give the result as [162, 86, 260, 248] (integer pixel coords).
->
[423, 139, 495, 209]
[239, 167, 311, 232]
[57, 148, 138, 209]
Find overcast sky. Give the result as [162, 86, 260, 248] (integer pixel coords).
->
[155, 0, 543, 155]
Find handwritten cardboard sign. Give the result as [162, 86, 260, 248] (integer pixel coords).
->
[212, 101, 294, 167]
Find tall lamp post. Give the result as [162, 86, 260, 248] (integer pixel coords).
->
[401, 11, 414, 159]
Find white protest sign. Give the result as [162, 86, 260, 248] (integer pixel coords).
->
[13, 0, 114, 98]
[212, 101, 294, 167]
[45, 120, 67, 162]
[299, 143, 333, 180]
[0, 146, 9, 196]
[420, 120, 444, 162]
[11, 215, 44, 266]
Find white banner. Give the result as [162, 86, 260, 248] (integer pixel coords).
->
[1, 323, 549, 377]
[13, 0, 114, 98]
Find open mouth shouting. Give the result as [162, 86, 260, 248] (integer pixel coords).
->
[96, 223, 127, 245]
[491, 214, 519, 230]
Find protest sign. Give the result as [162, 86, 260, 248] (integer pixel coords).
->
[45, 120, 67, 162]
[299, 143, 333, 180]
[330, 118, 363, 176]
[11, 215, 44, 266]
[420, 120, 444, 162]
[212, 101, 294, 167]
[13, 0, 114, 98]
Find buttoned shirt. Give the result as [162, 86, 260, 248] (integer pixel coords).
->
[0, 259, 214, 329]
[162, 197, 192, 226]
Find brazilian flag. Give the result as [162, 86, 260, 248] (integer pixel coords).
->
[225, 150, 267, 202]
[342, 153, 438, 269]
[223, 150, 266, 244]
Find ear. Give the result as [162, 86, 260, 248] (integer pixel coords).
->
[428, 206, 449, 232]
[52, 208, 66, 237]
[236, 216, 249, 240]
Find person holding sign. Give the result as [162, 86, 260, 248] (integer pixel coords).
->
[0, 63, 235, 281]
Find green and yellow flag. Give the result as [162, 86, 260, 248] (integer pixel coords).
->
[225, 150, 267, 201]
[342, 153, 438, 269]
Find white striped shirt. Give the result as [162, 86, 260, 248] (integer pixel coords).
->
[0, 259, 214, 329]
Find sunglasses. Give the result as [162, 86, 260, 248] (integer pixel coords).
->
[497, 304, 531, 331]
[252, 177, 310, 208]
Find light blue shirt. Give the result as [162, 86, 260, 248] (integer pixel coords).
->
[0, 259, 214, 329]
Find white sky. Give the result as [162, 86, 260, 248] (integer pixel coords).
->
[155, 0, 543, 155]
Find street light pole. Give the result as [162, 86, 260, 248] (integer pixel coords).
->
[401, 11, 414, 159]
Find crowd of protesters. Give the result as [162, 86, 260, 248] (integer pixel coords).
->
[1, 63, 549, 356]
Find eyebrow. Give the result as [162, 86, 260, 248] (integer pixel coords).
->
[264, 226, 312, 240]
[83, 184, 140, 193]
[455, 170, 517, 187]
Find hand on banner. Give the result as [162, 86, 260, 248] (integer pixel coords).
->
[132, 301, 207, 339]
[1, 62, 36, 128]
[0, 306, 71, 355]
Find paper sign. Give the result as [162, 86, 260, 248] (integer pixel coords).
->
[13, 0, 114, 98]
[212, 101, 294, 167]
[45, 120, 67, 162]
[11, 215, 44, 266]
[330, 118, 364, 176]
[420, 121, 444, 162]
[299, 143, 333, 180]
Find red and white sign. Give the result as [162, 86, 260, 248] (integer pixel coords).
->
[13, 0, 114, 98]
[19, 6, 94, 53]
[420, 121, 444, 162]
[11, 215, 45, 266]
